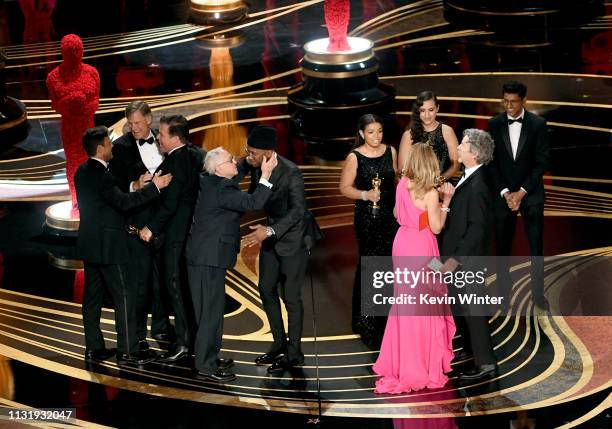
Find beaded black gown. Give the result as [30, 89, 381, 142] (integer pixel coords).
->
[422, 121, 450, 174]
[351, 145, 398, 346]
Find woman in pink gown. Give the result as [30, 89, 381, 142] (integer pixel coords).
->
[373, 144, 456, 394]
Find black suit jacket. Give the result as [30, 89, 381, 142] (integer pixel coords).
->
[75, 159, 159, 264]
[442, 166, 493, 270]
[109, 130, 160, 227]
[146, 145, 202, 246]
[242, 156, 306, 256]
[186, 174, 272, 268]
[488, 110, 550, 207]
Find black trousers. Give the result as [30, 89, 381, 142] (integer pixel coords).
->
[82, 262, 137, 355]
[160, 242, 191, 347]
[127, 237, 169, 341]
[188, 264, 226, 373]
[449, 296, 495, 367]
[258, 247, 308, 362]
[495, 203, 545, 301]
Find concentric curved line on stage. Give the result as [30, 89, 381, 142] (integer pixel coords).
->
[1, 227, 610, 417]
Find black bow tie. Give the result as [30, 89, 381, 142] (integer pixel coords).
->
[138, 137, 155, 146]
[508, 117, 523, 125]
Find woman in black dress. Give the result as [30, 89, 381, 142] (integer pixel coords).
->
[339, 114, 398, 346]
[398, 91, 460, 181]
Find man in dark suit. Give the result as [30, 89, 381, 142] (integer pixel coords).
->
[488, 81, 550, 310]
[186, 147, 277, 382]
[109, 100, 169, 351]
[441, 128, 497, 381]
[240, 126, 309, 374]
[139, 115, 203, 362]
[75, 126, 171, 365]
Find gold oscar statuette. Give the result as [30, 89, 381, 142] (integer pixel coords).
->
[370, 173, 382, 218]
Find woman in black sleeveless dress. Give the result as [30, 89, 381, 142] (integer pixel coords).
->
[398, 91, 460, 181]
[339, 114, 399, 346]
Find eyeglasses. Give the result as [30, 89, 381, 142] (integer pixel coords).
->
[243, 146, 262, 157]
[218, 157, 235, 167]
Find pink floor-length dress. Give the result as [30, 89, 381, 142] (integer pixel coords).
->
[373, 177, 456, 394]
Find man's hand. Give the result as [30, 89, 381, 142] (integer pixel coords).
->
[139, 226, 153, 243]
[243, 224, 269, 247]
[261, 152, 278, 181]
[151, 171, 172, 190]
[506, 190, 525, 211]
[504, 192, 517, 211]
[134, 172, 153, 190]
[440, 258, 460, 274]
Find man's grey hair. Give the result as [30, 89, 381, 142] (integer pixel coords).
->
[124, 100, 151, 118]
[204, 147, 226, 175]
[462, 128, 495, 165]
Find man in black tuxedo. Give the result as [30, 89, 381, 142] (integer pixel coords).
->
[441, 128, 497, 381]
[75, 126, 171, 365]
[488, 81, 550, 310]
[139, 115, 203, 362]
[186, 147, 278, 382]
[241, 126, 309, 374]
[109, 100, 169, 351]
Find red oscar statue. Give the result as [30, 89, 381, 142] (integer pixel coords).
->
[46, 34, 100, 216]
[325, 0, 350, 51]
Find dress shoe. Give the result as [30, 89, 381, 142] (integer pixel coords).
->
[116, 349, 157, 366]
[458, 364, 497, 381]
[152, 333, 170, 342]
[534, 296, 550, 311]
[138, 340, 150, 351]
[452, 350, 474, 363]
[266, 358, 305, 374]
[217, 358, 234, 369]
[158, 345, 189, 363]
[195, 369, 236, 383]
[84, 348, 116, 362]
[255, 351, 285, 365]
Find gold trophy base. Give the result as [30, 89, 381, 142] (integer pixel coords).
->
[190, 0, 248, 25]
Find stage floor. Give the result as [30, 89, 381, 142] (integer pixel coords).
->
[0, 0, 611, 427]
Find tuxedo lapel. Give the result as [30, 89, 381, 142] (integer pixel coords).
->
[126, 134, 148, 173]
[515, 111, 530, 160]
[453, 167, 482, 196]
[499, 116, 513, 160]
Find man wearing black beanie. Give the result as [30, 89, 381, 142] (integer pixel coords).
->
[241, 125, 308, 374]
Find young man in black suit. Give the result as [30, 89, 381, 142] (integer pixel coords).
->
[441, 128, 497, 381]
[75, 126, 171, 365]
[109, 100, 169, 351]
[139, 115, 203, 362]
[488, 81, 550, 310]
[186, 147, 277, 382]
[241, 126, 309, 374]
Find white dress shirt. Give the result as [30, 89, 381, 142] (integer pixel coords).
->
[137, 130, 164, 174]
[507, 109, 524, 161]
[130, 131, 164, 192]
[501, 109, 527, 198]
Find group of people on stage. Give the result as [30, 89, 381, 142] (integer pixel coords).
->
[75, 100, 319, 383]
[341, 80, 549, 393]
[74, 78, 549, 392]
